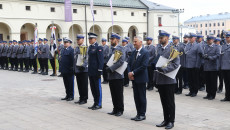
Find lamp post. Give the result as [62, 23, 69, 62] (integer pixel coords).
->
[172, 9, 184, 42]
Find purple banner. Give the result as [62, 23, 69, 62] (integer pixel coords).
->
[65, 0, 72, 22]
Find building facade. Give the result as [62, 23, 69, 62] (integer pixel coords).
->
[0, 0, 178, 45]
[184, 12, 230, 38]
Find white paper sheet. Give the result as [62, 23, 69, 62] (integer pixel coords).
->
[76, 54, 84, 66]
[107, 54, 127, 75]
[156, 56, 181, 79]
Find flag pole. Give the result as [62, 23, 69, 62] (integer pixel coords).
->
[51, 21, 57, 75]
[35, 23, 38, 72]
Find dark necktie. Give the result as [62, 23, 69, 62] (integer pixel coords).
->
[134, 50, 138, 60]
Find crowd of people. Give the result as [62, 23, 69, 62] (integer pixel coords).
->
[1, 30, 230, 129]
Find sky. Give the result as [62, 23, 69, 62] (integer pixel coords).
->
[149, 0, 230, 23]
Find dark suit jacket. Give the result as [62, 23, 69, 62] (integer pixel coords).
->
[128, 47, 149, 83]
[59, 46, 74, 75]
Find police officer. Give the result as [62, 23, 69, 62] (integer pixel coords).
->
[30, 40, 38, 74]
[7, 41, 13, 70]
[73, 35, 89, 105]
[17, 41, 24, 72]
[155, 30, 180, 129]
[106, 33, 125, 116]
[202, 35, 220, 100]
[29, 40, 34, 70]
[197, 34, 206, 91]
[11, 40, 19, 71]
[37, 38, 43, 74]
[60, 38, 75, 101]
[101, 38, 109, 84]
[125, 36, 134, 51]
[182, 34, 189, 89]
[49, 38, 57, 76]
[172, 36, 185, 94]
[22, 40, 30, 72]
[185, 33, 203, 97]
[57, 39, 64, 77]
[121, 39, 131, 87]
[214, 37, 224, 93]
[87, 32, 104, 110]
[1, 41, 9, 70]
[41, 38, 49, 75]
[220, 32, 230, 102]
[145, 37, 156, 91]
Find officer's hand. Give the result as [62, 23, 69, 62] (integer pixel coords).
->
[79, 66, 85, 71]
[157, 67, 164, 73]
[106, 67, 112, 73]
[97, 71, 102, 79]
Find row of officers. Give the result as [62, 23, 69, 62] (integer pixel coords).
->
[0, 38, 64, 76]
[1, 30, 230, 129]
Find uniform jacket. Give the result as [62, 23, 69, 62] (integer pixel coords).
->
[58, 44, 64, 61]
[184, 42, 203, 68]
[107, 45, 125, 80]
[41, 44, 49, 59]
[37, 44, 43, 58]
[1, 45, 9, 57]
[30, 45, 36, 59]
[88, 42, 104, 77]
[7, 45, 13, 58]
[73, 44, 88, 73]
[102, 44, 109, 63]
[124, 45, 132, 62]
[17, 45, 24, 59]
[128, 47, 149, 83]
[173, 42, 186, 67]
[11, 45, 19, 58]
[220, 43, 230, 70]
[145, 44, 156, 66]
[203, 44, 220, 71]
[23, 45, 30, 58]
[155, 44, 180, 85]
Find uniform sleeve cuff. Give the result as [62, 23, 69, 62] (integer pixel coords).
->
[98, 69, 102, 71]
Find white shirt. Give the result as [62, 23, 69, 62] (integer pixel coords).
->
[136, 47, 142, 59]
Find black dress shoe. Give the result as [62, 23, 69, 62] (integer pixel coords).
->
[31, 72, 38, 74]
[220, 98, 230, 102]
[61, 97, 68, 100]
[135, 116, 146, 121]
[165, 122, 174, 129]
[208, 97, 215, 100]
[185, 93, 192, 96]
[203, 96, 209, 99]
[92, 105, 102, 110]
[176, 91, 182, 95]
[156, 121, 168, 127]
[24, 70, 29, 72]
[39, 72, 44, 74]
[58, 74, 63, 77]
[191, 93, 197, 97]
[107, 110, 116, 115]
[131, 115, 138, 120]
[42, 72, 48, 75]
[115, 112, 123, 117]
[66, 98, 74, 101]
[74, 100, 81, 104]
[88, 104, 96, 109]
[79, 100, 87, 105]
[18, 70, 23, 72]
[50, 73, 57, 76]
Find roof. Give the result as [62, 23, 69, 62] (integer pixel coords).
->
[27, 0, 147, 9]
[185, 12, 230, 23]
[140, 0, 175, 11]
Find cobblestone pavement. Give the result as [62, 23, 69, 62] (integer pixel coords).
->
[0, 70, 230, 130]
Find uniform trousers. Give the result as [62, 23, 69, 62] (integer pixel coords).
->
[102, 63, 108, 82]
[205, 71, 218, 98]
[76, 72, 88, 101]
[63, 73, 74, 98]
[175, 67, 184, 93]
[23, 58, 29, 71]
[217, 70, 224, 90]
[222, 70, 230, 100]
[187, 68, 199, 94]
[109, 79, 124, 112]
[42, 58, 48, 72]
[89, 76, 102, 106]
[31, 58, 37, 72]
[158, 84, 175, 123]
[123, 69, 129, 86]
[147, 66, 154, 89]
[18, 58, 24, 71]
[49, 58, 55, 74]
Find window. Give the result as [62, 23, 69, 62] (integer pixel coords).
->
[143, 32, 147, 40]
[51, 7, 55, 12]
[25, 6, 31, 11]
[218, 23, 220, 26]
[113, 11, 117, 15]
[93, 10, 97, 14]
[158, 17, 162, 26]
[209, 23, 211, 27]
[222, 22, 225, 26]
[73, 9, 77, 13]
[200, 31, 202, 34]
[213, 23, 216, 27]
[213, 30, 216, 34]
[131, 12, 134, 16]
[200, 24, 202, 27]
[0, 4, 2, 9]
[196, 24, 198, 28]
[205, 31, 207, 35]
[218, 30, 220, 34]
[143, 13, 146, 17]
[193, 25, 195, 27]
[205, 24, 207, 27]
